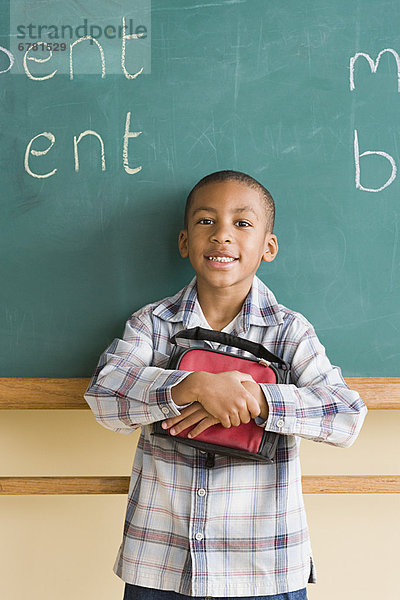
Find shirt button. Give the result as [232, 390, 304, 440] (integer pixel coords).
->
[195, 532, 204, 541]
[162, 407, 170, 415]
[197, 488, 206, 497]
[276, 418, 284, 428]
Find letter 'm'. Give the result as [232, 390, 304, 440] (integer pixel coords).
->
[350, 49, 400, 92]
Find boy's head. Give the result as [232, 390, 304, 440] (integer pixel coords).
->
[184, 170, 275, 233]
[179, 170, 278, 295]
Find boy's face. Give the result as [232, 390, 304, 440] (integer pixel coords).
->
[178, 180, 278, 296]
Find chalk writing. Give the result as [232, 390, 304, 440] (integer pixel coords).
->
[121, 16, 144, 80]
[24, 48, 57, 81]
[24, 113, 141, 178]
[0, 17, 145, 178]
[354, 130, 397, 192]
[350, 48, 400, 92]
[123, 112, 142, 174]
[74, 131, 106, 172]
[0, 45, 14, 74]
[24, 132, 57, 179]
[6, 17, 146, 79]
[69, 37, 105, 79]
[350, 48, 399, 193]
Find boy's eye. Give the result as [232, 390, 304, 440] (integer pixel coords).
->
[196, 218, 251, 227]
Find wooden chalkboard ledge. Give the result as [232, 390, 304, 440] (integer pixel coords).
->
[0, 378, 399, 409]
[0, 476, 399, 495]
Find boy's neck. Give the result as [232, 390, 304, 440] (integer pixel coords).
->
[196, 279, 253, 331]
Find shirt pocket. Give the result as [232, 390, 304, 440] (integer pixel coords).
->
[152, 349, 170, 368]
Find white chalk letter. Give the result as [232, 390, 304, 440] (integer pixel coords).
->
[74, 130, 106, 172]
[350, 49, 400, 92]
[123, 112, 142, 174]
[121, 16, 144, 80]
[23, 48, 57, 81]
[354, 129, 397, 192]
[0, 45, 14, 74]
[24, 132, 57, 178]
[70, 36, 105, 79]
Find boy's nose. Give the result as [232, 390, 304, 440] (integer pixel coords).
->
[210, 224, 233, 244]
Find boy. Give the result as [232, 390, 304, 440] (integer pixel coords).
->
[84, 170, 367, 600]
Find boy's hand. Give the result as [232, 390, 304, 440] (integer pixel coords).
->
[165, 381, 269, 438]
[171, 370, 261, 428]
[241, 380, 269, 420]
[162, 402, 219, 438]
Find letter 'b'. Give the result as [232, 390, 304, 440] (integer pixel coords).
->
[354, 129, 397, 192]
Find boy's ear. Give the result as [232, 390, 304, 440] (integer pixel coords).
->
[261, 233, 278, 263]
[178, 229, 189, 258]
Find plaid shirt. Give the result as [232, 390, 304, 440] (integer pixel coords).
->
[84, 276, 367, 597]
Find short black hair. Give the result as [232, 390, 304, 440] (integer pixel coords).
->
[184, 170, 275, 232]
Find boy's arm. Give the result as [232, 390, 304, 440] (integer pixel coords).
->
[84, 311, 260, 434]
[171, 370, 261, 428]
[84, 312, 194, 433]
[257, 321, 367, 448]
[164, 382, 267, 438]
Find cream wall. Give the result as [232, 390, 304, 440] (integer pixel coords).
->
[1, 409, 399, 600]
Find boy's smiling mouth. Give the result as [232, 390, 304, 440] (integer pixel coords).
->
[207, 256, 236, 263]
[204, 252, 239, 265]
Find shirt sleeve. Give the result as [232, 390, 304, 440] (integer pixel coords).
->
[83, 311, 192, 434]
[260, 319, 368, 448]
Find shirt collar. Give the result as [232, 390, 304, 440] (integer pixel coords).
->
[153, 276, 201, 330]
[153, 275, 283, 333]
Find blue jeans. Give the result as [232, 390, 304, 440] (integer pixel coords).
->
[123, 583, 308, 600]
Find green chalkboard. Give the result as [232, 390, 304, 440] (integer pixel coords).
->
[1, 0, 399, 377]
